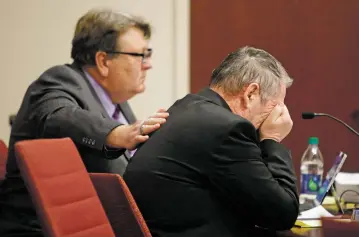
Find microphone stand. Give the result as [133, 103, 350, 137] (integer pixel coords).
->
[312, 113, 359, 137]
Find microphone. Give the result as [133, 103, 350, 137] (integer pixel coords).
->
[302, 112, 359, 137]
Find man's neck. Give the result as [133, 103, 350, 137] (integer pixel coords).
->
[84, 66, 103, 85]
[210, 87, 245, 117]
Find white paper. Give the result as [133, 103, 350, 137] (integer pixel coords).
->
[297, 205, 333, 220]
[297, 205, 333, 227]
[335, 172, 359, 185]
[335, 172, 359, 203]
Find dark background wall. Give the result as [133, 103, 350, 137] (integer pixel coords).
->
[191, 0, 359, 186]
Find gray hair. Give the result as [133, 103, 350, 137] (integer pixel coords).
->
[71, 8, 152, 66]
[210, 46, 293, 101]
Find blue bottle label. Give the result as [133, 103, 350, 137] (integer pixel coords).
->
[301, 174, 321, 194]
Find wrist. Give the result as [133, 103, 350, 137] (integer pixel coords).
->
[260, 137, 281, 143]
[106, 125, 127, 148]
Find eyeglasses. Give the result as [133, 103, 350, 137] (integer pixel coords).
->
[105, 48, 153, 64]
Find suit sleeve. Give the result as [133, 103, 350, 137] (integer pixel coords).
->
[209, 120, 299, 230]
[31, 87, 122, 154]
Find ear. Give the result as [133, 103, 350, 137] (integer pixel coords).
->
[243, 83, 260, 108]
[95, 51, 110, 77]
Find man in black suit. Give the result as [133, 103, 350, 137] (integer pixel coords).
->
[0, 8, 168, 236]
[124, 46, 299, 237]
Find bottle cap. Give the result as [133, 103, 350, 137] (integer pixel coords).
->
[308, 137, 319, 145]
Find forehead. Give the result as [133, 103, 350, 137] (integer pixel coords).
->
[117, 27, 149, 51]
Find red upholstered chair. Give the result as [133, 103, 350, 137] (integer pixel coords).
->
[90, 173, 152, 237]
[15, 138, 115, 237]
[0, 139, 8, 181]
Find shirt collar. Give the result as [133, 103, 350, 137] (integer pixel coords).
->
[83, 69, 116, 118]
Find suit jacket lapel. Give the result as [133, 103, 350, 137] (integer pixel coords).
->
[68, 63, 136, 125]
[119, 102, 136, 124]
[68, 63, 113, 120]
[118, 102, 136, 160]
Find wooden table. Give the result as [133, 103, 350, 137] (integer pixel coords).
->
[248, 228, 321, 237]
[250, 202, 358, 237]
[281, 228, 322, 237]
[252, 218, 359, 237]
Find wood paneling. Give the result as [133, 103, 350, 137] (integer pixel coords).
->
[191, 0, 359, 185]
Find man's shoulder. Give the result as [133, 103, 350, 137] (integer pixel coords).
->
[172, 93, 245, 122]
[32, 63, 86, 90]
[21, 63, 92, 106]
[39, 63, 83, 80]
[168, 93, 253, 134]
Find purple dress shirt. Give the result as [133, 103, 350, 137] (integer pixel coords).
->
[83, 69, 136, 156]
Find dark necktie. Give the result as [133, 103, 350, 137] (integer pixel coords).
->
[111, 105, 135, 159]
[112, 105, 121, 120]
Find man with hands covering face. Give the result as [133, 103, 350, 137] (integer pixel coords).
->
[124, 46, 299, 237]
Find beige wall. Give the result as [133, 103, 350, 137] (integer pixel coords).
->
[0, 0, 189, 144]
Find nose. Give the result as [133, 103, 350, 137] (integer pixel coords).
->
[142, 58, 152, 70]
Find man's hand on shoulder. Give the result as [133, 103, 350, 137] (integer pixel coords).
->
[259, 103, 293, 142]
[106, 108, 169, 150]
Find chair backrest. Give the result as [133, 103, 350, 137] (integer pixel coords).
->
[90, 173, 152, 237]
[0, 139, 8, 181]
[15, 138, 115, 237]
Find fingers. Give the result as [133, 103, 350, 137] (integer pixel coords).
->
[125, 109, 169, 149]
[150, 111, 169, 119]
[124, 123, 157, 149]
[281, 104, 293, 128]
[143, 117, 166, 126]
[139, 123, 160, 135]
[259, 102, 292, 143]
[268, 104, 283, 122]
[156, 108, 168, 113]
[144, 110, 169, 126]
[281, 104, 290, 119]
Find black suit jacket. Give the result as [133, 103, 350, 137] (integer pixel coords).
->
[124, 88, 299, 237]
[0, 63, 135, 235]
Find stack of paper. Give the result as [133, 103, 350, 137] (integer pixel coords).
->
[335, 172, 359, 203]
[296, 205, 333, 227]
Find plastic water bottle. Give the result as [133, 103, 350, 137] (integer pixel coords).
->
[300, 137, 324, 195]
